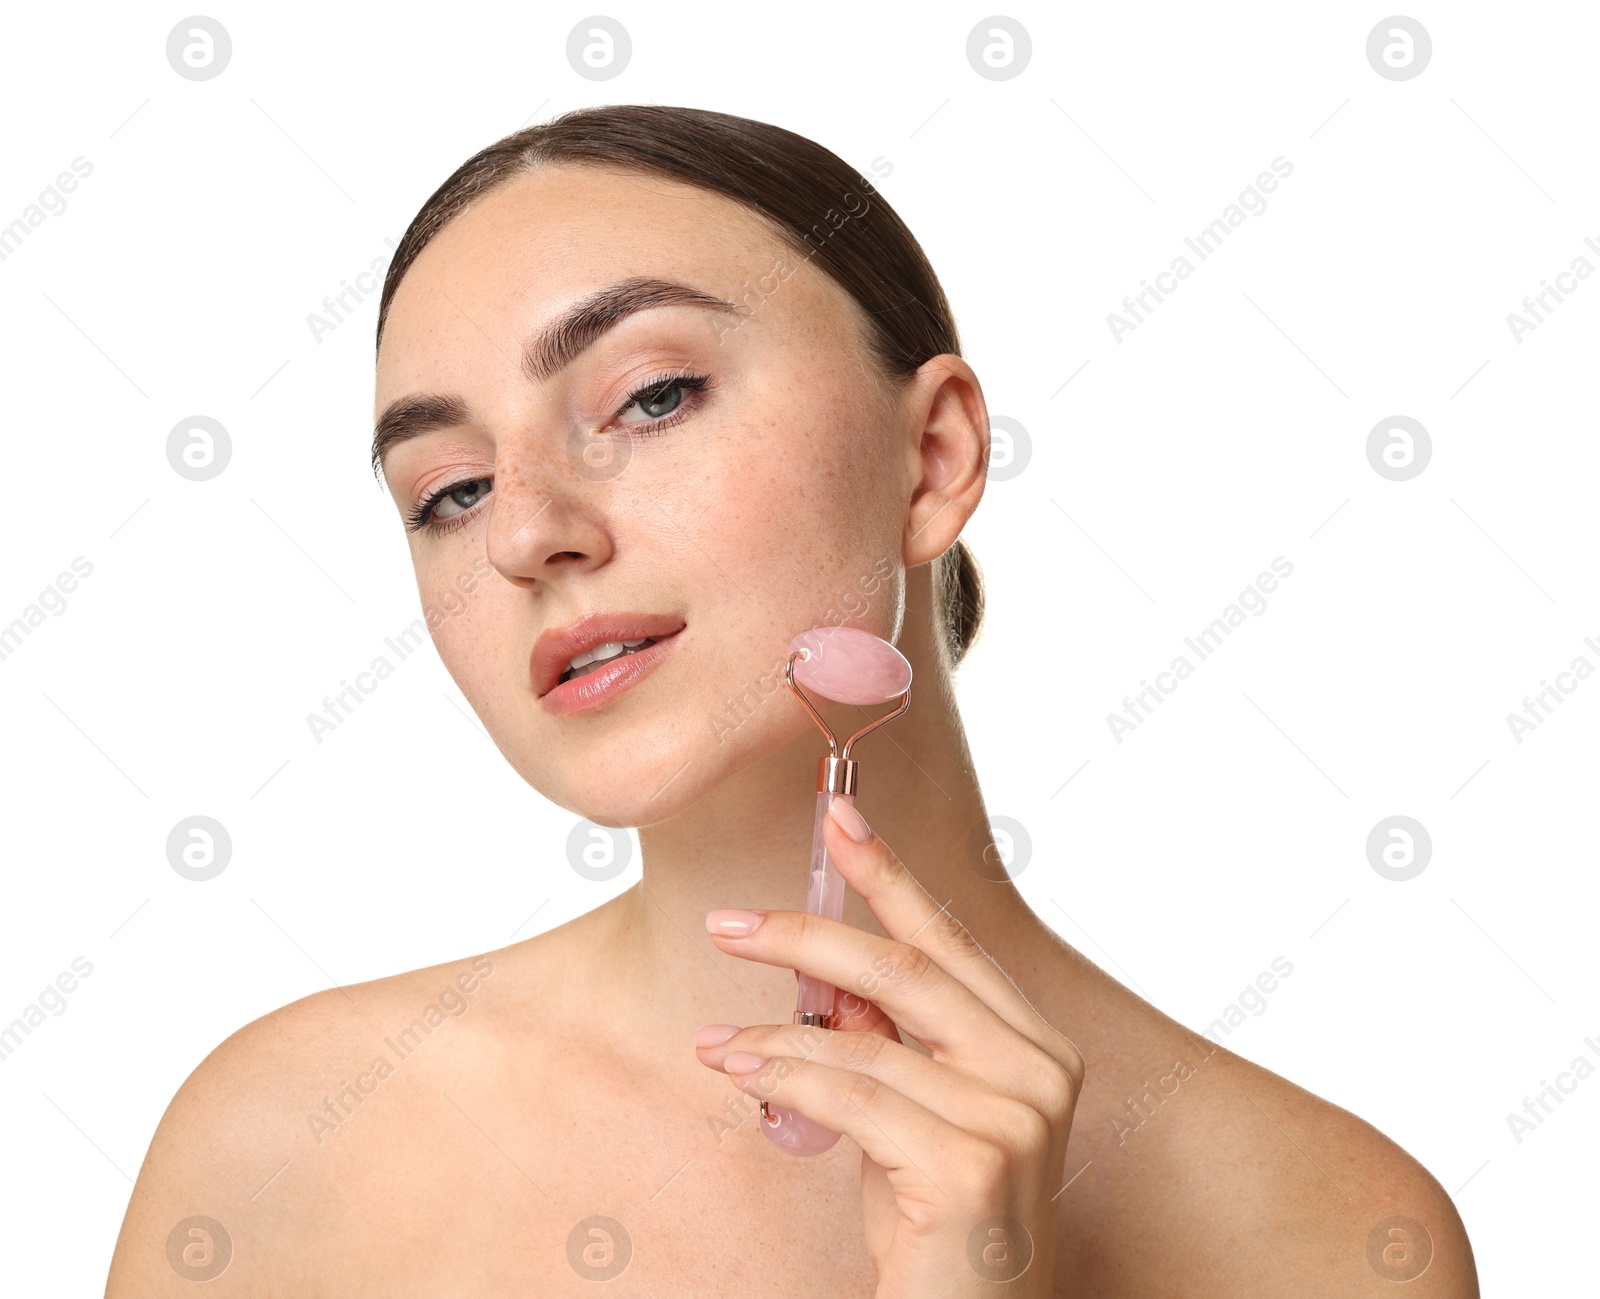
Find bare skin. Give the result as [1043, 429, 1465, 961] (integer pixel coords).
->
[106, 165, 1479, 1296]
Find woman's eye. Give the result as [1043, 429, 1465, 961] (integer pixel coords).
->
[619, 379, 687, 424]
[406, 476, 493, 534]
[432, 478, 490, 519]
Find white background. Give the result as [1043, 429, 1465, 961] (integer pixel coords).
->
[2, 2, 1594, 1292]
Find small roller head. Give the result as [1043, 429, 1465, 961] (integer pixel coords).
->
[787, 626, 912, 706]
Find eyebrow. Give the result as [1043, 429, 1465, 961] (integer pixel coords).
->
[371, 275, 741, 478]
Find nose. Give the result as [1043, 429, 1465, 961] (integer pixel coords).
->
[485, 445, 614, 588]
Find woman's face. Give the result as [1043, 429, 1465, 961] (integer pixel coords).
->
[374, 164, 934, 826]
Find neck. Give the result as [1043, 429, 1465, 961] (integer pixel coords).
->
[562, 565, 1063, 1058]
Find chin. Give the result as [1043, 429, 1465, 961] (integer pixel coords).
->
[548, 709, 801, 829]
[512, 731, 712, 829]
[554, 776, 701, 831]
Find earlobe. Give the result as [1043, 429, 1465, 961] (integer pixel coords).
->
[903, 356, 989, 567]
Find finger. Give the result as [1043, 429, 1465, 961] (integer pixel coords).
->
[723, 1051, 1001, 1202]
[692, 997, 900, 1063]
[699, 1020, 1041, 1137]
[708, 909, 1075, 1122]
[708, 906, 991, 1060]
[821, 799, 1085, 1078]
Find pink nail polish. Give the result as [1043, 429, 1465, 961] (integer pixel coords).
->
[706, 908, 765, 936]
[828, 795, 872, 843]
[693, 1024, 741, 1048]
[724, 1051, 768, 1074]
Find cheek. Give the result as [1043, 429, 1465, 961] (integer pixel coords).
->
[420, 580, 470, 628]
[702, 398, 879, 537]
[699, 461, 900, 647]
[415, 559, 517, 696]
[415, 548, 496, 632]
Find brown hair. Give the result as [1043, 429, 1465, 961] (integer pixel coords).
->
[376, 104, 984, 665]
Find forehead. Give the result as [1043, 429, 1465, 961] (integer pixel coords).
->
[375, 164, 852, 399]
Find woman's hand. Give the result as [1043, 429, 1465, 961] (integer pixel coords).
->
[693, 797, 1086, 1297]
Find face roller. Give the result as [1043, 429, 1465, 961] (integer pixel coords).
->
[758, 625, 913, 1156]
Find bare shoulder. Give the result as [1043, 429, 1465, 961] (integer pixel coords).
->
[103, 943, 522, 1297]
[1037, 945, 1480, 1297]
[1166, 1047, 1478, 1295]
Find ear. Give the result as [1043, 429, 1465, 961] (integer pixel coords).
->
[902, 355, 990, 568]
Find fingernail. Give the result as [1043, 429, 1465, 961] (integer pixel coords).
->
[706, 908, 766, 936]
[828, 796, 872, 843]
[693, 1024, 741, 1048]
[723, 1051, 768, 1074]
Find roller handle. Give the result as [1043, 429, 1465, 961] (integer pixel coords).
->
[760, 791, 849, 1156]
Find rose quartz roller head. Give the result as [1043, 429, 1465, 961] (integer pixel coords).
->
[759, 625, 913, 1156]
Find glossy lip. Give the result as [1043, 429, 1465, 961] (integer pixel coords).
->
[540, 631, 683, 717]
[531, 611, 687, 701]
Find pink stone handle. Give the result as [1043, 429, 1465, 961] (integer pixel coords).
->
[762, 627, 911, 1157]
[761, 791, 849, 1156]
[796, 791, 847, 1018]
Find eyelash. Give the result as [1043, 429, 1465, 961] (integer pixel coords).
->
[405, 371, 712, 535]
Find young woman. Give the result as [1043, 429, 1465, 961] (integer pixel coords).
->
[107, 105, 1478, 1297]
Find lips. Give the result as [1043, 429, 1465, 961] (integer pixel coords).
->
[530, 611, 687, 699]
